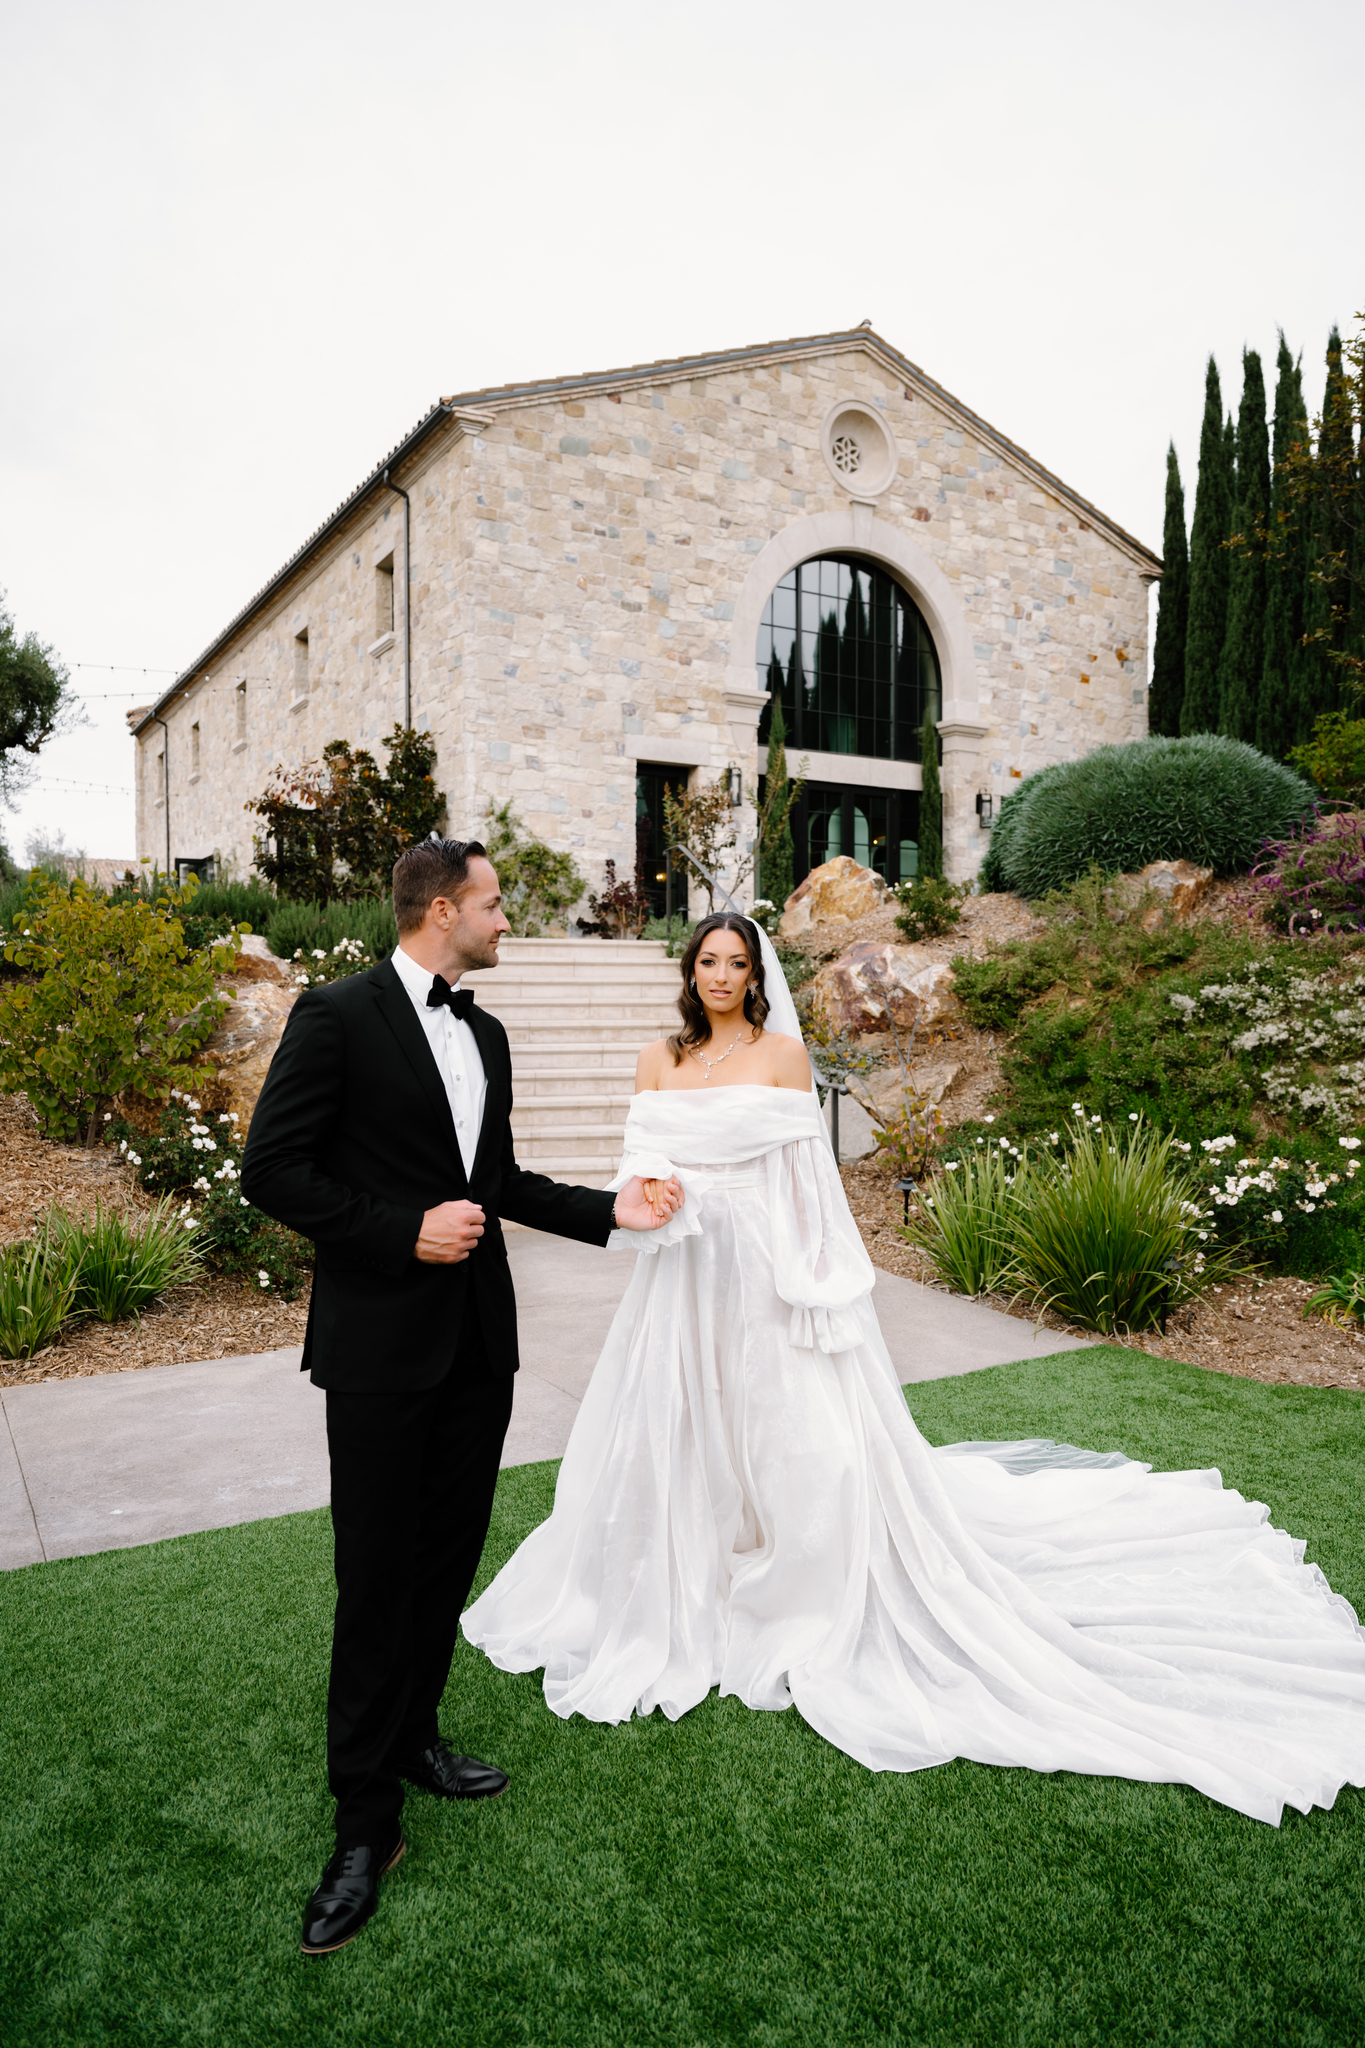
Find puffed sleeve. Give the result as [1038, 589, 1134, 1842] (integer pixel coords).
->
[766, 1137, 876, 1351]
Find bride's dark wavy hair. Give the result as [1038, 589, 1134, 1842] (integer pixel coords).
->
[667, 913, 769, 1064]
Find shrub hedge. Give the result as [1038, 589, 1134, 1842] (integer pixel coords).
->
[979, 736, 1314, 898]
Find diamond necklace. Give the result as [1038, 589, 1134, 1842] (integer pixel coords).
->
[689, 1025, 747, 1082]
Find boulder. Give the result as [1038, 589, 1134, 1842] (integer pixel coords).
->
[205, 970, 298, 1130]
[862, 1058, 966, 1118]
[231, 933, 292, 985]
[811, 941, 962, 1041]
[778, 856, 890, 939]
[1107, 860, 1213, 930]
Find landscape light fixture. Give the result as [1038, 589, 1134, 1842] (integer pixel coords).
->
[726, 765, 743, 807]
[976, 790, 994, 830]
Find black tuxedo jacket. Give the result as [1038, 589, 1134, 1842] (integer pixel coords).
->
[240, 955, 618, 1392]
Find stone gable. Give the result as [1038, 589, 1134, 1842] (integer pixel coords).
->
[134, 331, 1158, 892]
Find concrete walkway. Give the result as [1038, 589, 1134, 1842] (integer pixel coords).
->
[0, 1235, 1090, 1571]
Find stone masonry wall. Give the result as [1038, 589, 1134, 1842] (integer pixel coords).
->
[135, 344, 1153, 894]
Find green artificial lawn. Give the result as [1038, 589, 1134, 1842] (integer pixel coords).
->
[3, 1348, 1363, 2047]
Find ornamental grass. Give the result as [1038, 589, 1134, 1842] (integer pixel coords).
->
[0, 1237, 81, 1359]
[905, 1115, 1245, 1334]
[43, 1198, 204, 1324]
[1009, 1116, 1243, 1334]
[900, 1141, 1023, 1298]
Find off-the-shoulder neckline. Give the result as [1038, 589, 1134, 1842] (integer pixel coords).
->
[636, 1084, 818, 1098]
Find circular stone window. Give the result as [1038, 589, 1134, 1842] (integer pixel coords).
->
[820, 402, 899, 499]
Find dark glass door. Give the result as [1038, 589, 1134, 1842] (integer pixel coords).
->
[635, 764, 690, 918]
[788, 781, 921, 888]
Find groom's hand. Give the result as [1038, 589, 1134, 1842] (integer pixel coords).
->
[614, 1175, 684, 1231]
[415, 1200, 486, 1263]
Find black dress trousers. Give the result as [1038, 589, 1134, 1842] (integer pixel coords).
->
[323, 1309, 514, 1846]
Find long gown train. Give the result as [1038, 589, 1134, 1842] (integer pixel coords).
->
[463, 1087, 1365, 1825]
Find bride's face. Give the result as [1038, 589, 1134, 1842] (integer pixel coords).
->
[693, 933, 754, 1023]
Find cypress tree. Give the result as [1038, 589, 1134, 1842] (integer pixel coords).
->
[1218, 349, 1269, 741]
[760, 686, 796, 910]
[1319, 328, 1357, 687]
[918, 700, 943, 880]
[1182, 357, 1233, 733]
[1224, 412, 1238, 516]
[1148, 443, 1189, 735]
[1291, 328, 1349, 737]
[1256, 335, 1304, 759]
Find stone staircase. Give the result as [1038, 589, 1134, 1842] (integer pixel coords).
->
[462, 937, 683, 1187]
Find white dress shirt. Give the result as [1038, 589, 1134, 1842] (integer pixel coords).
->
[390, 943, 488, 1179]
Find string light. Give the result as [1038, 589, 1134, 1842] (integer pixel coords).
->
[28, 775, 134, 796]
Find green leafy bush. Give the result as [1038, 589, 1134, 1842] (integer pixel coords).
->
[1288, 712, 1365, 805]
[44, 1199, 203, 1323]
[263, 896, 397, 964]
[110, 874, 278, 954]
[247, 725, 444, 903]
[111, 1094, 312, 1298]
[483, 801, 584, 936]
[0, 875, 243, 1143]
[893, 875, 969, 943]
[983, 737, 1313, 899]
[0, 1238, 80, 1360]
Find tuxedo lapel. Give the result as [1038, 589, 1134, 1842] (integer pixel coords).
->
[367, 959, 465, 1180]
[464, 1001, 506, 1188]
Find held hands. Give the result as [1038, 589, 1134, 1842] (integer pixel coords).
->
[415, 1199, 486, 1263]
[615, 1174, 684, 1231]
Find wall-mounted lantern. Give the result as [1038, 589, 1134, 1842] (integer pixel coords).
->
[726, 765, 743, 808]
[976, 790, 995, 831]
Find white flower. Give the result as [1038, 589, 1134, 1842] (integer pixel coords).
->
[1128, 1112, 1139, 1122]
[1071, 1103, 1083, 1113]
[1341, 1137, 1362, 1150]
[128, 1152, 141, 1166]
[103, 1112, 112, 1121]
[240, 1196, 249, 1207]
[983, 1114, 995, 1124]
[1271, 1210, 1283, 1224]
[1090, 1115, 1101, 1126]
[944, 1160, 960, 1170]
[313, 948, 326, 960]
[258, 1270, 271, 1287]
[229, 1112, 239, 1123]
[1049, 1132, 1059, 1144]
[189, 1100, 201, 1112]
[193, 1175, 210, 1193]
[219, 1113, 232, 1124]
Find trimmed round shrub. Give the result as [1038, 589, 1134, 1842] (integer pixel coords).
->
[978, 764, 1067, 893]
[986, 736, 1314, 899]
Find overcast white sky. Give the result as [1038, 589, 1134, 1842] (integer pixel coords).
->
[2, 0, 1360, 863]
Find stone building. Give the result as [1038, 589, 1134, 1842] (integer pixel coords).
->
[130, 324, 1161, 905]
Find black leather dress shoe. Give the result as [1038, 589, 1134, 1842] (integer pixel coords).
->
[398, 1739, 509, 1801]
[300, 1836, 405, 1955]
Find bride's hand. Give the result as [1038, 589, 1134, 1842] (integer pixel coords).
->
[615, 1175, 684, 1230]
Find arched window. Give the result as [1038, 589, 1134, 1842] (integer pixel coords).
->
[756, 553, 941, 762]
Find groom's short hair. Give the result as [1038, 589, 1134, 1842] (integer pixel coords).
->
[392, 837, 488, 933]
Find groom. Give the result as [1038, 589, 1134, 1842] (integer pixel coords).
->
[241, 837, 679, 1955]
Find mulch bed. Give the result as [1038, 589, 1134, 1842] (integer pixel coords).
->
[0, 1092, 310, 1387]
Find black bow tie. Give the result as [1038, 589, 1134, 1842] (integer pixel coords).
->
[427, 976, 475, 1020]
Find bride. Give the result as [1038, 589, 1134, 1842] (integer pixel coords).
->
[464, 913, 1365, 1825]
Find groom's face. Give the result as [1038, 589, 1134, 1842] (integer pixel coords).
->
[439, 855, 510, 976]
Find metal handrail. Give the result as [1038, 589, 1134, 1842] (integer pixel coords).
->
[662, 843, 743, 933]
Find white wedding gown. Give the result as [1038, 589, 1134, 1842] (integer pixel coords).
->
[464, 1082, 1365, 1825]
